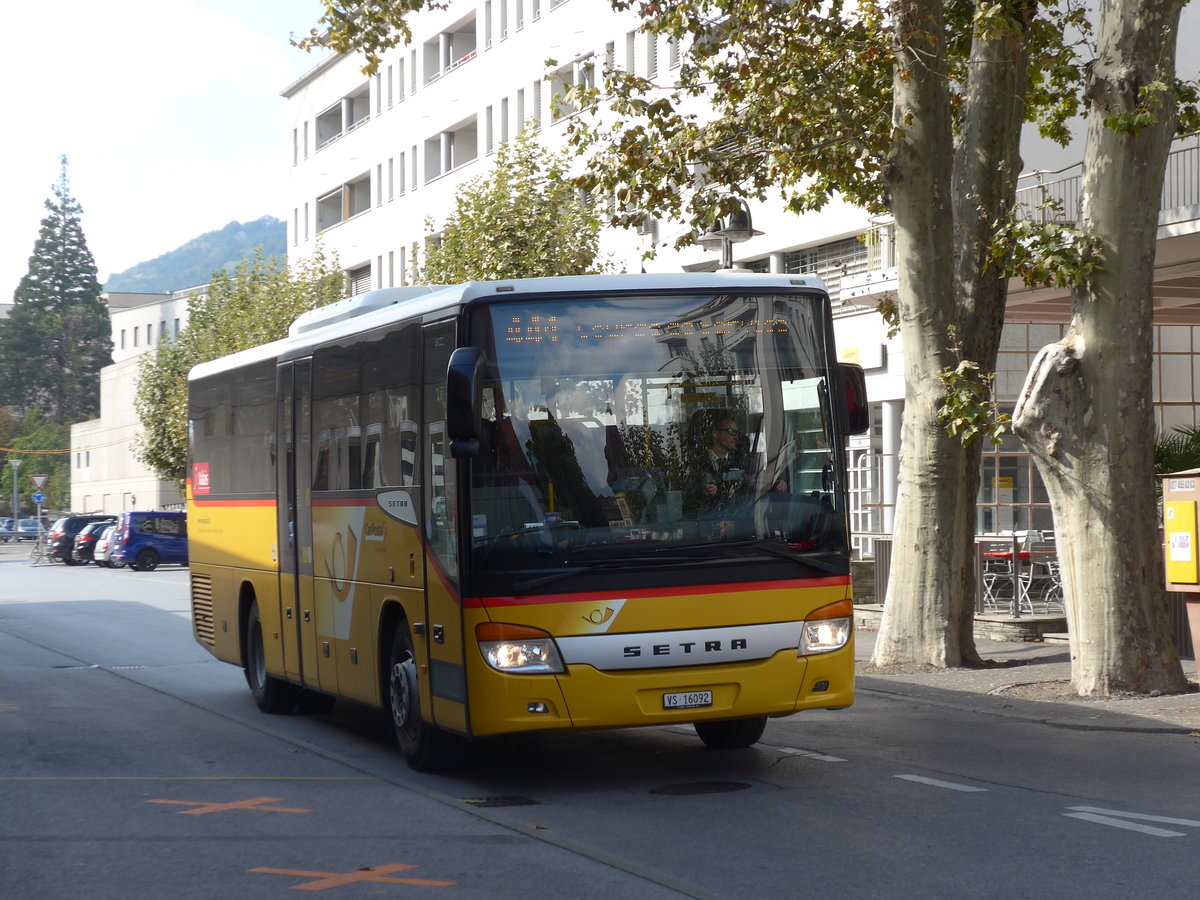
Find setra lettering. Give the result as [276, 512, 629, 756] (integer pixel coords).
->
[621, 637, 749, 658]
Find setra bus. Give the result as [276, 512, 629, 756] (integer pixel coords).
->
[187, 272, 869, 769]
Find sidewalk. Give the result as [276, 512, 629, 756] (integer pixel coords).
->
[854, 625, 1200, 733]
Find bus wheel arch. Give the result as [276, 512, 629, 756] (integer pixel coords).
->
[242, 591, 299, 714]
[383, 617, 466, 772]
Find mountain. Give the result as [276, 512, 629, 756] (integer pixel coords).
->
[103, 216, 286, 293]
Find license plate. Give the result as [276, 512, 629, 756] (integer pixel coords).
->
[663, 690, 713, 710]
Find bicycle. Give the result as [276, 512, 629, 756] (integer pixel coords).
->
[29, 535, 47, 565]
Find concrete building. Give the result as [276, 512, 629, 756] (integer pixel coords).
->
[273, 1, 1200, 547]
[69, 289, 198, 514]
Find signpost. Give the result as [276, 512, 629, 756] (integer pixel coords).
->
[30, 474, 48, 537]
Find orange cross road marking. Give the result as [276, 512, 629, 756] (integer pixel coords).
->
[147, 796, 313, 815]
[249, 863, 456, 890]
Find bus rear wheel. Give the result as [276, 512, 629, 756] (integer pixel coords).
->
[245, 600, 299, 714]
[693, 716, 768, 750]
[388, 625, 465, 772]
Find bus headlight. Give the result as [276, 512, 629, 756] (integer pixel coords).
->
[477, 623, 565, 674]
[799, 599, 853, 655]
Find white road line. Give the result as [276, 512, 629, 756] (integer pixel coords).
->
[1065, 806, 1200, 836]
[777, 747, 847, 763]
[894, 774, 987, 792]
[1064, 812, 1186, 838]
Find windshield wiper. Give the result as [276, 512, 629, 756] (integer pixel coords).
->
[510, 555, 739, 593]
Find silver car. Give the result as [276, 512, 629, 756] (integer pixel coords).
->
[93, 524, 123, 568]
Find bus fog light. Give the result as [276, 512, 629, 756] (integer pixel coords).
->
[527, 701, 548, 714]
[477, 623, 565, 674]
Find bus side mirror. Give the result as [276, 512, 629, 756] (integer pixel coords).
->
[447, 347, 486, 458]
[839, 363, 870, 435]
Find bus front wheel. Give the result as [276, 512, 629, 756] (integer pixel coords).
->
[693, 716, 768, 750]
[387, 625, 465, 772]
[245, 600, 299, 714]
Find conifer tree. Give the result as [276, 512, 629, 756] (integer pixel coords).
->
[1, 156, 111, 424]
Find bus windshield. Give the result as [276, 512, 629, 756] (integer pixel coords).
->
[465, 291, 848, 587]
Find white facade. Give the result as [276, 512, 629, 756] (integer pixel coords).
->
[69, 290, 197, 514]
[283, 1, 1200, 543]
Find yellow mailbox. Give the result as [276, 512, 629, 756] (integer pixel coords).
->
[1161, 468, 1200, 673]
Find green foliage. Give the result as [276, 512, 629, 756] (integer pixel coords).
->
[412, 132, 613, 283]
[105, 217, 286, 294]
[133, 248, 344, 491]
[559, 0, 1089, 247]
[1, 412, 71, 515]
[0, 156, 110, 425]
[1155, 424, 1200, 476]
[937, 358, 1011, 447]
[295, 1, 438, 75]
[987, 200, 1105, 290]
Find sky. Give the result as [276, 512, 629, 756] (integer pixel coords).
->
[1, 0, 327, 300]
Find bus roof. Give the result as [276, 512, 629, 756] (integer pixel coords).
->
[188, 271, 829, 383]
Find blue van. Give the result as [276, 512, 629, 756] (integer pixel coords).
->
[109, 511, 187, 571]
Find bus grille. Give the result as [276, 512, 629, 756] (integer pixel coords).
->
[191, 573, 215, 647]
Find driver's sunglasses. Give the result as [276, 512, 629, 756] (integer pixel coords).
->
[720, 428, 740, 436]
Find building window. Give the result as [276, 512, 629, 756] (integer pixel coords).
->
[551, 57, 594, 121]
[317, 172, 373, 232]
[423, 117, 479, 182]
[120, 329, 126, 349]
[347, 264, 372, 296]
[424, 14, 478, 84]
[783, 236, 869, 303]
[316, 84, 370, 150]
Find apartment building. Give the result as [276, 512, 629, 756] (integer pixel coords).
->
[69, 290, 197, 515]
[283, 0, 1200, 541]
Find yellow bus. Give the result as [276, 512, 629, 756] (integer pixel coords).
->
[187, 273, 869, 769]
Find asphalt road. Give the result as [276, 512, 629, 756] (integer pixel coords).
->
[2, 546, 1199, 899]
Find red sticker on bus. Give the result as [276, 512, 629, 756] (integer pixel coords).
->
[193, 462, 211, 495]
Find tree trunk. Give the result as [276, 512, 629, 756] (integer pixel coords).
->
[872, 0, 1030, 667]
[1012, 0, 1189, 695]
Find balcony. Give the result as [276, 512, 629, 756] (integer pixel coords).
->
[841, 134, 1200, 324]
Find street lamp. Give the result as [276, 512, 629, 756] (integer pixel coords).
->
[9, 458, 21, 519]
[698, 199, 763, 269]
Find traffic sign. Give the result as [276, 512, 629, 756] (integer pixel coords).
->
[32, 491, 45, 505]
[31, 474, 48, 489]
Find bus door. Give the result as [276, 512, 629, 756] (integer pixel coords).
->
[421, 321, 468, 734]
[276, 359, 319, 687]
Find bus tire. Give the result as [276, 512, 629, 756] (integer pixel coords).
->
[387, 625, 465, 772]
[693, 716, 768, 750]
[245, 600, 299, 714]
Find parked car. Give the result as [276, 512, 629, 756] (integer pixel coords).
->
[92, 523, 121, 568]
[109, 511, 187, 572]
[46, 515, 115, 563]
[73, 518, 116, 564]
[17, 518, 42, 541]
[1, 518, 13, 542]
